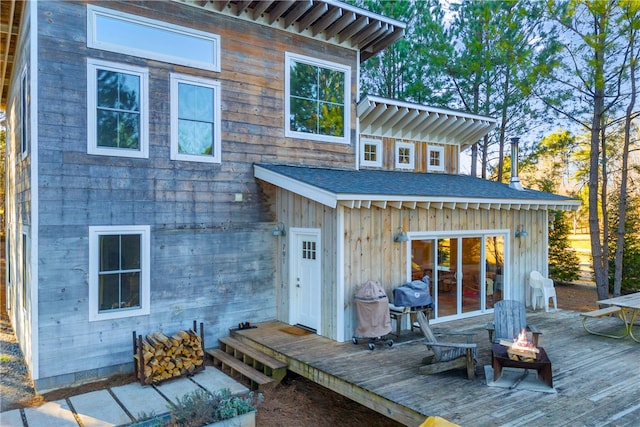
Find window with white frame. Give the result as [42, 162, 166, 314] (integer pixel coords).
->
[395, 141, 414, 169]
[360, 138, 382, 167]
[285, 52, 351, 144]
[21, 228, 28, 310]
[87, 5, 220, 72]
[21, 68, 29, 158]
[89, 226, 150, 321]
[87, 59, 149, 158]
[170, 73, 221, 163]
[427, 146, 445, 172]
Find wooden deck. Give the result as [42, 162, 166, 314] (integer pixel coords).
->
[229, 309, 640, 426]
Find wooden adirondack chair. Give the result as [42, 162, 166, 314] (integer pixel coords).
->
[416, 311, 477, 379]
[486, 299, 542, 346]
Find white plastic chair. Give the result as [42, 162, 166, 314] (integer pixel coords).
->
[529, 270, 557, 312]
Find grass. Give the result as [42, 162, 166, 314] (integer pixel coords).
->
[1, 355, 13, 363]
[568, 233, 592, 251]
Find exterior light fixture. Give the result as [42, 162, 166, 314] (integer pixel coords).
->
[394, 228, 409, 242]
[515, 225, 528, 238]
[272, 222, 286, 237]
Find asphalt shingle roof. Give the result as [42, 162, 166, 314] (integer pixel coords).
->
[255, 163, 579, 206]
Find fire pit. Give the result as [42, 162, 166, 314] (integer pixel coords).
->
[491, 329, 553, 388]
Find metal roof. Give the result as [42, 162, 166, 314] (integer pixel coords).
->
[254, 163, 581, 211]
[358, 95, 498, 148]
[174, 0, 406, 62]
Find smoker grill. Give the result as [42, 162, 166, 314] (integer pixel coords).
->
[352, 280, 394, 350]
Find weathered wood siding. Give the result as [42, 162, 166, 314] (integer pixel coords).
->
[273, 187, 339, 338]
[5, 0, 34, 375]
[31, 0, 359, 389]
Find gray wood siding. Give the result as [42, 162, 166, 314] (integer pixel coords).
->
[32, 0, 358, 386]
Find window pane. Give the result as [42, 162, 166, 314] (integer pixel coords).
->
[96, 69, 141, 150]
[121, 234, 141, 270]
[319, 68, 344, 103]
[97, 70, 140, 111]
[121, 272, 140, 308]
[290, 98, 317, 134]
[178, 83, 213, 122]
[99, 273, 120, 311]
[100, 235, 120, 271]
[290, 60, 317, 99]
[318, 103, 344, 137]
[178, 120, 213, 155]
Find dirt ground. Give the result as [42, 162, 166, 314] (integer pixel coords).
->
[1, 283, 598, 426]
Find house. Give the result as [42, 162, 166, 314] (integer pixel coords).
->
[1, 0, 580, 392]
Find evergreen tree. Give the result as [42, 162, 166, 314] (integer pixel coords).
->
[548, 209, 581, 283]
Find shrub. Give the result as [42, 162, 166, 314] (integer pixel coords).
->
[164, 388, 262, 427]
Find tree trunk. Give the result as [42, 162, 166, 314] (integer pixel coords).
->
[614, 25, 637, 297]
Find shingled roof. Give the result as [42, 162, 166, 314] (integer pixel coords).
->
[254, 164, 581, 211]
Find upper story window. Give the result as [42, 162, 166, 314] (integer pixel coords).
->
[89, 225, 150, 321]
[361, 138, 382, 167]
[170, 73, 221, 163]
[87, 59, 149, 158]
[428, 146, 445, 172]
[20, 68, 29, 159]
[87, 5, 220, 72]
[285, 52, 351, 144]
[395, 141, 414, 170]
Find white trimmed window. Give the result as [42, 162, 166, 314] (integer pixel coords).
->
[395, 141, 414, 170]
[285, 52, 351, 144]
[87, 5, 220, 72]
[20, 68, 29, 159]
[89, 226, 150, 321]
[87, 59, 149, 158]
[428, 146, 445, 172]
[361, 138, 382, 167]
[170, 73, 221, 163]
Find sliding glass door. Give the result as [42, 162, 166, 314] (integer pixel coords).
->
[411, 232, 506, 321]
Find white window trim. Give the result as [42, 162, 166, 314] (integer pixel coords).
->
[87, 59, 149, 159]
[285, 52, 351, 144]
[170, 73, 222, 164]
[87, 5, 220, 72]
[360, 138, 382, 167]
[395, 141, 414, 170]
[89, 225, 151, 322]
[427, 146, 445, 172]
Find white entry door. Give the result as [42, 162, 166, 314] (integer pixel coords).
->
[290, 229, 321, 332]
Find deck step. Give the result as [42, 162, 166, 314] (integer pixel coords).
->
[218, 336, 287, 382]
[207, 348, 274, 390]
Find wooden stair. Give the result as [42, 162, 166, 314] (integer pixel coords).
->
[207, 336, 288, 390]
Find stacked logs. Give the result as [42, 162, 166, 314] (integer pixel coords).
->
[134, 323, 205, 385]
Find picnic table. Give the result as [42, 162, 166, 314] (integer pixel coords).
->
[597, 292, 640, 343]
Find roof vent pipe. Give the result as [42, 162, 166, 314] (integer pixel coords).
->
[509, 137, 524, 191]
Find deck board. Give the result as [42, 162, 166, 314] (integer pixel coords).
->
[229, 309, 640, 426]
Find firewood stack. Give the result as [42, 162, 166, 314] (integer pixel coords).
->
[133, 322, 205, 385]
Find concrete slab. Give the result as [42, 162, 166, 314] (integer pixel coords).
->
[0, 409, 26, 427]
[190, 368, 249, 396]
[154, 377, 202, 404]
[69, 389, 131, 427]
[23, 399, 78, 427]
[111, 382, 171, 421]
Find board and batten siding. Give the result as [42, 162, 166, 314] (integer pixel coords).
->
[30, 0, 359, 390]
[273, 183, 550, 343]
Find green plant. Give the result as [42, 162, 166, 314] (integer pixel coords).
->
[165, 388, 262, 427]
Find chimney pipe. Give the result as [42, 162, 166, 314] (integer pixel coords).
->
[509, 137, 523, 191]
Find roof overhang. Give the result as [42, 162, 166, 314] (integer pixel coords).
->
[1, 0, 24, 112]
[254, 164, 582, 212]
[358, 95, 498, 148]
[173, 0, 406, 62]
